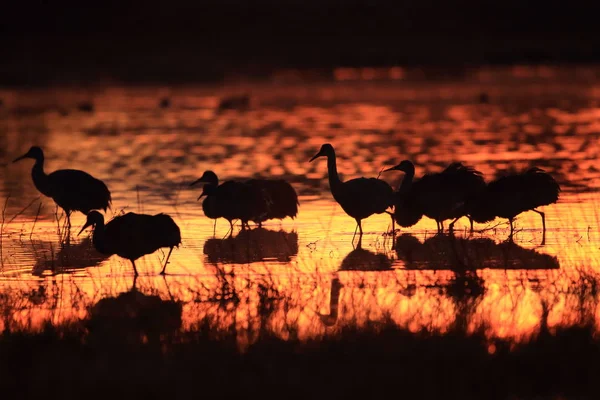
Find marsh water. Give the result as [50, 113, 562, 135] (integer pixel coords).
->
[2, 66, 600, 346]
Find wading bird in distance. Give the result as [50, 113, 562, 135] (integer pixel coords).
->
[190, 171, 268, 234]
[463, 167, 560, 244]
[190, 170, 298, 231]
[310, 143, 394, 242]
[79, 211, 181, 276]
[383, 160, 485, 234]
[13, 146, 111, 231]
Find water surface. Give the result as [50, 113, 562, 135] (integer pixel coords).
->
[1, 69, 600, 345]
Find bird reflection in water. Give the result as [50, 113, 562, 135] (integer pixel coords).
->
[86, 276, 182, 345]
[203, 227, 298, 264]
[339, 243, 393, 272]
[395, 233, 560, 271]
[318, 244, 393, 326]
[31, 237, 109, 276]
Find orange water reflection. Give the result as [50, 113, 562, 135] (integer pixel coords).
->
[1, 76, 600, 348]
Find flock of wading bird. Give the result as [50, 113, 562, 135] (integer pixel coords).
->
[11, 143, 561, 275]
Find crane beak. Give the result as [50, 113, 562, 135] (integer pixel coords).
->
[197, 193, 206, 200]
[383, 165, 402, 173]
[12, 153, 28, 163]
[189, 178, 205, 187]
[78, 221, 93, 236]
[309, 151, 324, 162]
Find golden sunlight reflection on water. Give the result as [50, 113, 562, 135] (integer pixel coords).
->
[1, 78, 600, 347]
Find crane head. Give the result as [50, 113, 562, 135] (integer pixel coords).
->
[78, 211, 104, 236]
[309, 143, 335, 162]
[13, 146, 44, 163]
[383, 160, 414, 174]
[190, 170, 219, 187]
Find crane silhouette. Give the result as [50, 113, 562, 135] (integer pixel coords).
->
[13, 146, 111, 231]
[383, 160, 485, 233]
[190, 171, 268, 233]
[310, 143, 394, 241]
[79, 211, 181, 276]
[245, 178, 299, 226]
[464, 167, 560, 244]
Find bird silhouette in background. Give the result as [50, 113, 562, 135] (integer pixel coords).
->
[383, 160, 485, 234]
[190, 171, 269, 234]
[79, 211, 181, 276]
[310, 143, 394, 242]
[216, 93, 251, 113]
[13, 146, 111, 232]
[245, 178, 299, 226]
[464, 167, 560, 244]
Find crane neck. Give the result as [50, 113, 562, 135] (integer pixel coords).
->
[325, 151, 343, 196]
[91, 219, 109, 254]
[31, 155, 52, 197]
[399, 169, 415, 193]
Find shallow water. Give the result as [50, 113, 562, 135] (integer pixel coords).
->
[1, 69, 600, 345]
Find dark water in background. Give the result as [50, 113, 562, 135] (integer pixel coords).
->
[1, 66, 600, 345]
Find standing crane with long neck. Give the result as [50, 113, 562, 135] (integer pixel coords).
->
[309, 143, 394, 241]
[79, 211, 181, 276]
[13, 146, 111, 231]
[384, 160, 485, 233]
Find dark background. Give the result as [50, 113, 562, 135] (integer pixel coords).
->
[2, 1, 599, 86]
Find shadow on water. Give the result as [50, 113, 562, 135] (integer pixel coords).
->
[203, 227, 298, 264]
[86, 277, 183, 346]
[395, 233, 560, 271]
[30, 237, 110, 276]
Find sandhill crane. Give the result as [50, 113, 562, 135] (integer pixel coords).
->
[79, 211, 181, 276]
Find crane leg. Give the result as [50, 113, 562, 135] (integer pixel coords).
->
[449, 217, 459, 234]
[224, 220, 234, 238]
[131, 260, 139, 276]
[352, 219, 363, 249]
[469, 217, 474, 233]
[440, 221, 445, 233]
[386, 211, 396, 235]
[64, 211, 72, 244]
[508, 218, 514, 242]
[160, 247, 174, 275]
[533, 209, 546, 245]
[213, 219, 217, 237]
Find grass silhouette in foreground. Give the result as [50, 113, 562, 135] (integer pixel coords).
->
[0, 308, 598, 399]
